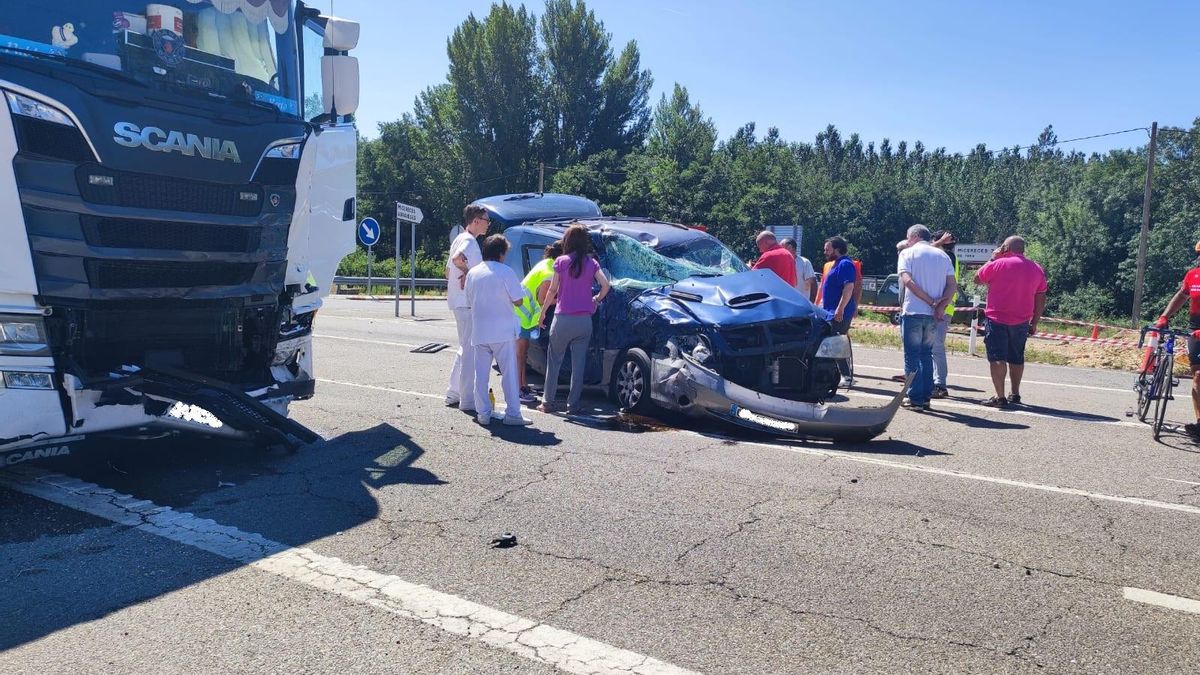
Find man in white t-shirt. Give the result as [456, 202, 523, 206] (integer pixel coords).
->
[780, 238, 816, 299]
[445, 205, 490, 411]
[896, 224, 956, 411]
[465, 235, 533, 426]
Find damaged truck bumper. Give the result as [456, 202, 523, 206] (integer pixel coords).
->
[0, 335, 320, 461]
[651, 354, 909, 442]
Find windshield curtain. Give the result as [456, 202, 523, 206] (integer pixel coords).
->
[602, 232, 749, 292]
[0, 1, 300, 116]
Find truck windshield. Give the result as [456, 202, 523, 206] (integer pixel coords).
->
[603, 232, 750, 292]
[0, 1, 300, 116]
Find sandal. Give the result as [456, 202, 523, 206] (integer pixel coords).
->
[1007, 394, 1022, 405]
[980, 396, 1009, 408]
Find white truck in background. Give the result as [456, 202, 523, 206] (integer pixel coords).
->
[0, 1, 360, 462]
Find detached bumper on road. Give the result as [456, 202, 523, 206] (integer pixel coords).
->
[652, 353, 910, 442]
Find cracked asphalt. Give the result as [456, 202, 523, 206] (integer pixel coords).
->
[2, 296, 1200, 673]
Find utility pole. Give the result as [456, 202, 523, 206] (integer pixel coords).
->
[1132, 122, 1158, 326]
[538, 162, 545, 195]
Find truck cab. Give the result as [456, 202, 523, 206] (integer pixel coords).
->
[0, 1, 360, 460]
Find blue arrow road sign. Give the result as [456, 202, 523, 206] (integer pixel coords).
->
[358, 217, 381, 247]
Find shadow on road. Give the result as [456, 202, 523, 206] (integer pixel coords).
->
[0, 422, 446, 652]
[920, 409, 1030, 431]
[1010, 403, 1124, 425]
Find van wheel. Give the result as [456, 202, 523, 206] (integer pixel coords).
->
[611, 349, 653, 413]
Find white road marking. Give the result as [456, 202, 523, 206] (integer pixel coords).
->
[318, 334, 424, 350]
[853, 363, 1130, 394]
[314, 332, 1138, 427]
[320, 378, 443, 400]
[320, 314, 449, 327]
[316, 379, 1200, 517]
[840, 388, 1144, 429]
[0, 465, 697, 675]
[1154, 477, 1200, 487]
[1123, 587, 1200, 615]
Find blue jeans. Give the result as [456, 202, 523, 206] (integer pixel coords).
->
[902, 315, 936, 404]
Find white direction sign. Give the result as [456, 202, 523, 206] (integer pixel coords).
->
[358, 217, 381, 247]
[955, 243, 996, 265]
[395, 202, 424, 224]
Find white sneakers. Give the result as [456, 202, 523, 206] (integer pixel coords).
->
[476, 413, 534, 427]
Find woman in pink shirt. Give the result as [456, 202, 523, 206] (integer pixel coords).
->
[537, 224, 611, 414]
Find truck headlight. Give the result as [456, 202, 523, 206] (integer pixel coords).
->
[815, 335, 851, 359]
[0, 316, 50, 356]
[5, 91, 75, 127]
[265, 142, 302, 159]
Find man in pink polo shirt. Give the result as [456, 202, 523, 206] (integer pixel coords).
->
[973, 236, 1047, 408]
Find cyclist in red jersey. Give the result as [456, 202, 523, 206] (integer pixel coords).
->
[1153, 240, 1200, 439]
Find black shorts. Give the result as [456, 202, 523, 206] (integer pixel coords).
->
[1189, 336, 1200, 368]
[983, 319, 1029, 365]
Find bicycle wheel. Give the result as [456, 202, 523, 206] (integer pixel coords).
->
[1138, 353, 1163, 422]
[1152, 357, 1174, 440]
[1136, 367, 1153, 422]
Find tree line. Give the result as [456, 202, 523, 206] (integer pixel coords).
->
[355, 0, 1199, 323]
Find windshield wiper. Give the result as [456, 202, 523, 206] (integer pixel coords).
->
[0, 46, 147, 89]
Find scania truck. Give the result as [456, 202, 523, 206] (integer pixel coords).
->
[0, 1, 360, 463]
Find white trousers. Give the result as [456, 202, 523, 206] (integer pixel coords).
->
[474, 339, 522, 421]
[447, 307, 477, 409]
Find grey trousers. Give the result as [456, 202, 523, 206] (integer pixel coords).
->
[544, 313, 593, 411]
[933, 317, 950, 388]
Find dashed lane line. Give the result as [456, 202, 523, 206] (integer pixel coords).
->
[316, 379, 1200, 518]
[1123, 587, 1200, 616]
[0, 465, 698, 675]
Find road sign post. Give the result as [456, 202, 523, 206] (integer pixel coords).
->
[367, 248, 374, 297]
[394, 202, 425, 318]
[968, 296, 981, 357]
[358, 218, 381, 298]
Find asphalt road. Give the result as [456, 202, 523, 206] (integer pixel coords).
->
[2, 296, 1199, 674]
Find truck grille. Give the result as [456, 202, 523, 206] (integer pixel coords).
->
[87, 261, 257, 289]
[13, 116, 94, 163]
[83, 217, 259, 253]
[77, 166, 262, 217]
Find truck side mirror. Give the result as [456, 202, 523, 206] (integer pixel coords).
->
[321, 17, 360, 118]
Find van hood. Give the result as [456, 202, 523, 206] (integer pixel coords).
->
[641, 270, 828, 328]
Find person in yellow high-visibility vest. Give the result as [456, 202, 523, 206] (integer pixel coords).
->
[514, 240, 564, 403]
[931, 230, 960, 399]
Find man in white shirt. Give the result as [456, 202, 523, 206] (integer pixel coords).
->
[445, 205, 490, 411]
[780, 238, 815, 299]
[896, 224, 957, 411]
[466, 235, 533, 426]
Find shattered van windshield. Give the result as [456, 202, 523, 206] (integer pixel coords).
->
[603, 232, 748, 292]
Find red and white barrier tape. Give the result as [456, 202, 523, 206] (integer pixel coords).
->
[850, 318, 1138, 349]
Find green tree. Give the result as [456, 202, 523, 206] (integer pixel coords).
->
[446, 3, 541, 195]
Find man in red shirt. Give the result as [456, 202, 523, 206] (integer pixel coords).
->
[751, 231, 797, 286]
[1153, 240, 1200, 439]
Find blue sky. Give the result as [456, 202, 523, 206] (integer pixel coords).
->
[329, 0, 1198, 155]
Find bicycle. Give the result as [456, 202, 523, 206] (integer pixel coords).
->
[1136, 326, 1192, 440]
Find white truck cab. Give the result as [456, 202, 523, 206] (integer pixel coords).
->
[0, 1, 359, 462]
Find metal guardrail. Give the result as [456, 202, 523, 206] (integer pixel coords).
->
[332, 276, 447, 289]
